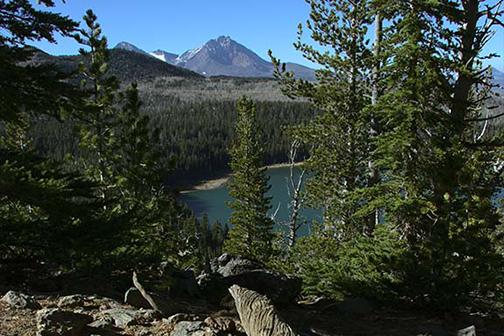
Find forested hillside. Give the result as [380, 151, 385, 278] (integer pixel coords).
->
[27, 54, 315, 185]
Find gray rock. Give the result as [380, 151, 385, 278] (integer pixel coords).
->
[217, 253, 232, 266]
[1, 290, 41, 309]
[101, 307, 139, 328]
[124, 287, 151, 309]
[57, 295, 85, 309]
[88, 315, 114, 329]
[200, 255, 301, 306]
[204, 316, 236, 333]
[214, 254, 261, 277]
[163, 313, 199, 326]
[135, 308, 161, 322]
[36, 308, 93, 336]
[171, 321, 207, 336]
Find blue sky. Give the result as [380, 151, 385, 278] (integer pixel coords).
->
[33, 0, 504, 71]
[33, 0, 316, 67]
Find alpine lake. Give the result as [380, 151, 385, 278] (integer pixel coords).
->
[180, 165, 503, 234]
[179, 166, 321, 234]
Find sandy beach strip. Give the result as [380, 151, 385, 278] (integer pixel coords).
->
[180, 161, 305, 193]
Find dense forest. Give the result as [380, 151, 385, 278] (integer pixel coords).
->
[29, 85, 314, 186]
[24, 54, 315, 185]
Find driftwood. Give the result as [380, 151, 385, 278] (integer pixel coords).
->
[132, 271, 161, 313]
[228, 285, 298, 336]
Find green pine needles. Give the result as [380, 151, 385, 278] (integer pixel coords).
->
[224, 97, 274, 261]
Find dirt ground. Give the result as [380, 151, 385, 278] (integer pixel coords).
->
[1, 294, 503, 336]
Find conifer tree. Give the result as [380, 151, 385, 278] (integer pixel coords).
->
[74, 10, 195, 270]
[0, 0, 103, 265]
[271, 0, 373, 239]
[75, 9, 119, 205]
[368, 0, 504, 305]
[224, 97, 274, 261]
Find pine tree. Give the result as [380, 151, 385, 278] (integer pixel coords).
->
[0, 0, 103, 266]
[75, 9, 119, 206]
[271, 0, 373, 239]
[224, 96, 274, 261]
[368, 0, 504, 306]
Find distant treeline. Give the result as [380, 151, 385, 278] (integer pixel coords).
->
[30, 89, 314, 186]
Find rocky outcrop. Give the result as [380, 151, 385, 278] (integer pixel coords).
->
[1, 290, 41, 309]
[164, 315, 244, 336]
[36, 308, 92, 336]
[171, 321, 206, 336]
[212, 254, 262, 277]
[200, 254, 301, 306]
[57, 295, 85, 309]
[101, 308, 141, 328]
[229, 285, 298, 336]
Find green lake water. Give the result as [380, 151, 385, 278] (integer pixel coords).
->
[179, 166, 322, 234]
[180, 166, 503, 233]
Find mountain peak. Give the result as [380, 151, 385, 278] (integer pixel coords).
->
[215, 35, 233, 46]
[114, 38, 316, 80]
[114, 41, 147, 55]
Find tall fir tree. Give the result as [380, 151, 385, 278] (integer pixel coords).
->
[367, 0, 504, 305]
[0, 0, 104, 266]
[224, 96, 274, 261]
[74, 10, 196, 270]
[75, 9, 119, 206]
[271, 0, 373, 239]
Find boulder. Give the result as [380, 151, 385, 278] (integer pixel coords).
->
[36, 308, 93, 336]
[170, 269, 200, 298]
[213, 253, 262, 277]
[204, 316, 237, 333]
[1, 290, 41, 309]
[163, 313, 201, 326]
[100, 307, 139, 328]
[88, 315, 114, 329]
[458, 325, 476, 336]
[171, 321, 212, 336]
[57, 295, 85, 309]
[200, 254, 301, 306]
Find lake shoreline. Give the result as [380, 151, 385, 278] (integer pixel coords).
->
[180, 162, 304, 193]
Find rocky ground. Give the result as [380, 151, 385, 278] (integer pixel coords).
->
[0, 254, 503, 336]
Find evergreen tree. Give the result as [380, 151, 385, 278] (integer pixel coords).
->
[273, 0, 503, 306]
[74, 10, 195, 270]
[271, 0, 373, 239]
[369, 0, 504, 305]
[0, 0, 103, 266]
[75, 9, 119, 205]
[224, 97, 274, 261]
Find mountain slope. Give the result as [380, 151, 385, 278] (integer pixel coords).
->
[126, 36, 316, 80]
[173, 36, 273, 77]
[493, 67, 504, 90]
[28, 47, 202, 83]
[150, 49, 179, 64]
[107, 49, 201, 81]
[114, 41, 149, 55]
